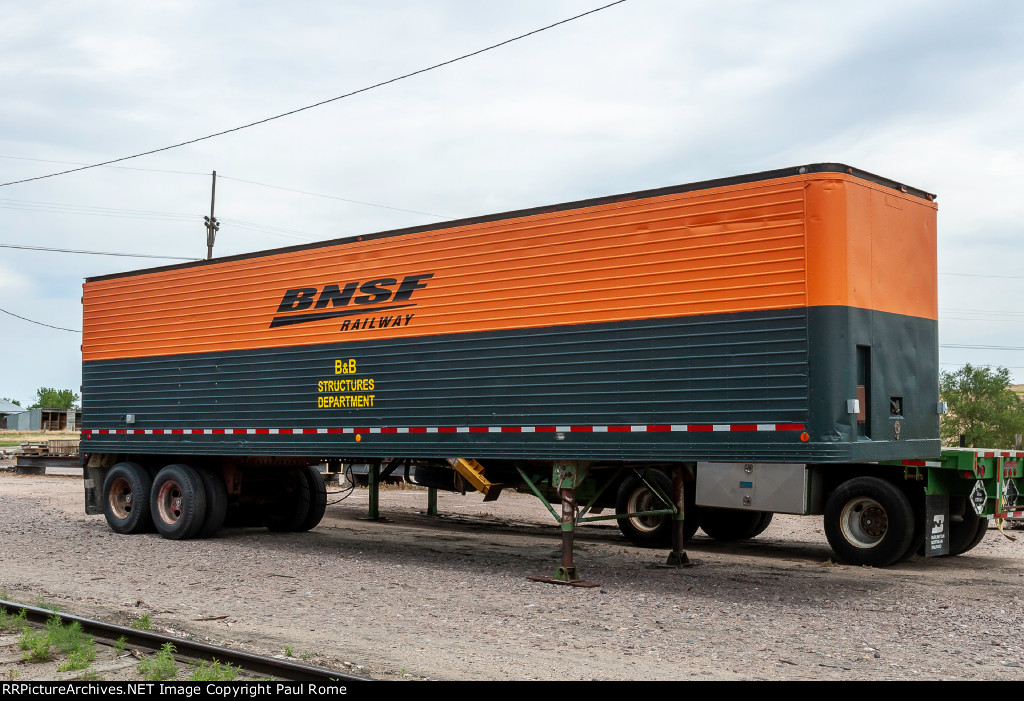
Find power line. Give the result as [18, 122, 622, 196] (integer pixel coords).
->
[940, 272, 1024, 280]
[0, 244, 199, 260]
[940, 343, 1024, 351]
[0, 154, 207, 176]
[0, 1, 629, 188]
[217, 176, 446, 218]
[1, 158, 450, 217]
[0, 308, 79, 333]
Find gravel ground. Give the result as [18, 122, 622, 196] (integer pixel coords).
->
[2, 468, 1024, 681]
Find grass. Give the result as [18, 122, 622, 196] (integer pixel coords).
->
[77, 670, 102, 681]
[130, 614, 152, 630]
[0, 607, 29, 632]
[18, 628, 52, 662]
[0, 430, 76, 448]
[45, 615, 89, 655]
[284, 645, 293, 657]
[13, 612, 98, 668]
[188, 659, 240, 682]
[57, 643, 97, 672]
[138, 642, 178, 681]
[114, 636, 127, 655]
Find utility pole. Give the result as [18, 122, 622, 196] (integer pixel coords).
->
[204, 170, 220, 260]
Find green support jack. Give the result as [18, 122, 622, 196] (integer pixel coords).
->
[427, 487, 438, 516]
[652, 464, 695, 569]
[525, 461, 600, 588]
[357, 460, 391, 522]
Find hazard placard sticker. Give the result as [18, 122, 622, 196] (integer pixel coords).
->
[971, 480, 988, 515]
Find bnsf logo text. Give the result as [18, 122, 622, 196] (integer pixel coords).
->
[269, 273, 433, 329]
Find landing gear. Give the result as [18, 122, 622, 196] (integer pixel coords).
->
[615, 470, 698, 547]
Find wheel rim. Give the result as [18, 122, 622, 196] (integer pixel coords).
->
[840, 497, 888, 548]
[108, 477, 133, 519]
[156, 481, 185, 524]
[627, 487, 663, 533]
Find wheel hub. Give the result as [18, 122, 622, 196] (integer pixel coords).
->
[157, 482, 185, 524]
[627, 487, 663, 532]
[108, 477, 133, 519]
[840, 497, 889, 548]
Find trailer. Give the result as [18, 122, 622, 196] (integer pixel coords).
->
[80, 163, 1023, 580]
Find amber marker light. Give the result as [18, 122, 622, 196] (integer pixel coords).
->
[355, 434, 362, 442]
[800, 432, 810, 442]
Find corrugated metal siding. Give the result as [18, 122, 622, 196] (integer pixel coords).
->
[82, 310, 815, 461]
[82, 181, 807, 361]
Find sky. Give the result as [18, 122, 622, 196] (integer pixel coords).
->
[1, 0, 1023, 407]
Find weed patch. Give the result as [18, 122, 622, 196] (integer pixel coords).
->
[138, 642, 178, 681]
[189, 659, 239, 681]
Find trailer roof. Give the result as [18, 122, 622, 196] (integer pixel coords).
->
[87, 163, 935, 283]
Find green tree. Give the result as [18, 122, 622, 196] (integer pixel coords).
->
[940, 364, 1024, 448]
[28, 388, 79, 410]
[1, 397, 20, 406]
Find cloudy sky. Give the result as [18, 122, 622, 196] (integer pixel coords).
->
[1, 0, 1022, 407]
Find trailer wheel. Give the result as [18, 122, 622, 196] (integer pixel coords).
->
[824, 477, 914, 567]
[102, 462, 153, 534]
[296, 466, 327, 532]
[265, 468, 312, 532]
[150, 464, 208, 540]
[699, 509, 772, 541]
[196, 468, 228, 539]
[615, 471, 697, 547]
[947, 506, 988, 556]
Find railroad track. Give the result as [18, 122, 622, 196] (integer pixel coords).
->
[0, 600, 370, 682]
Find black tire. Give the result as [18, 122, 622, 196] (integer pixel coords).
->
[948, 505, 988, 556]
[824, 477, 914, 567]
[615, 471, 697, 547]
[265, 468, 312, 532]
[196, 468, 228, 539]
[296, 466, 327, 532]
[101, 462, 153, 534]
[699, 508, 771, 541]
[958, 517, 989, 555]
[150, 464, 208, 540]
[750, 511, 774, 538]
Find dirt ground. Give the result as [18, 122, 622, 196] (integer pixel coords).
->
[1, 469, 1024, 681]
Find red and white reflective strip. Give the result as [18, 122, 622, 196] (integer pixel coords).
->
[900, 459, 943, 468]
[82, 422, 806, 437]
[974, 451, 1024, 458]
[995, 511, 1024, 519]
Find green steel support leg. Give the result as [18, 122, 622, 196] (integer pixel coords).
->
[665, 464, 690, 567]
[515, 466, 562, 523]
[427, 487, 438, 516]
[555, 486, 581, 583]
[368, 461, 380, 520]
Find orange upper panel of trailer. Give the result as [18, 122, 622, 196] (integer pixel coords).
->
[82, 168, 936, 362]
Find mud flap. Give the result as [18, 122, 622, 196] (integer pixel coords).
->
[924, 494, 950, 557]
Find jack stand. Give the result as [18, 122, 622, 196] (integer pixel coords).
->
[527, 483, 600, 588]
[651, 464, 695, 569]
[426, 487, 438, 516]
[357, 460, 391, 522]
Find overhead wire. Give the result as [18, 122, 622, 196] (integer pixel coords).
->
[0, 243, 199, 260]
[0, 1, 629, 188]
[216, 176, 446, 218]
[0, 308, 80, 333]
